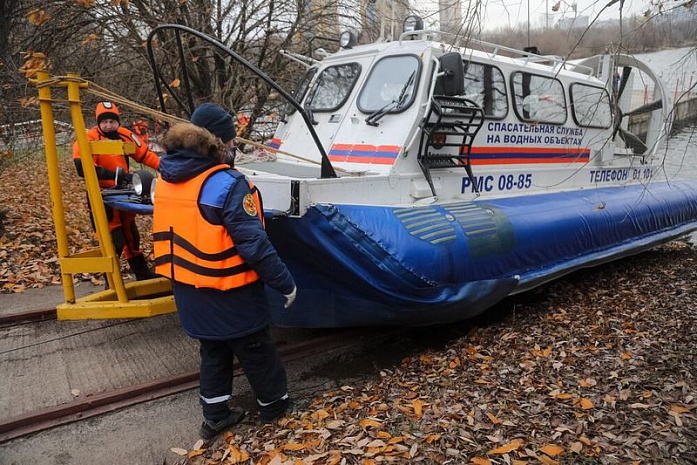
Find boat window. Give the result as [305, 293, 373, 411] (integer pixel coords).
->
[306, 63, 361, 112]
[357, 55, 420, 113]
[283, 67, 318, 118]
[462, 61, 508, 119]
[570, 83, 612, 128]
[511, 72, 567, 124]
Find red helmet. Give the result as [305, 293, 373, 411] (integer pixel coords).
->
[96, 101, 120, 124]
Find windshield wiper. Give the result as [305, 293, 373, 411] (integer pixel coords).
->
[365, 101, 398, 127]
[365, 71, 416, 127]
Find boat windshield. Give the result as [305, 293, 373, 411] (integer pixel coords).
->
[306, 63, 361, 112]
[282, 67, 318, 119]
[357, 55, 420, 113]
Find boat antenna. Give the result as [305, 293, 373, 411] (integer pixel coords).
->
[527, 0, 531, 47]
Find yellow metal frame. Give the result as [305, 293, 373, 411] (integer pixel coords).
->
[34, 72, 176, 320]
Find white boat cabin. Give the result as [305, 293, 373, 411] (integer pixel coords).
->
[242, 18, 669, 216]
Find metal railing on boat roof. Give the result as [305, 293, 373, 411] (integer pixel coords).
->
[399, 30, 595, 77]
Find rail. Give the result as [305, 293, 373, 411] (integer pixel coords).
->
[399, 30, 595, 77]
[0, 327, 400, 443]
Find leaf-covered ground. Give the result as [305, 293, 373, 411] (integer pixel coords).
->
[0, 153, 153, 292]
[177, 245, 697, 464]
[1, 154, 695, 463]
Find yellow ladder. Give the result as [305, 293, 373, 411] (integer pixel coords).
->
[34, 71, 175, 320]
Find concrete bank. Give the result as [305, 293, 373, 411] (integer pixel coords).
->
[629, 95, 697, 135]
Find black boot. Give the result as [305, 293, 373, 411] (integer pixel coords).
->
[127, 254, 157, 281]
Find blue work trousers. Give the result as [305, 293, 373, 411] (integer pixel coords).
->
[198, 326, 287, 421]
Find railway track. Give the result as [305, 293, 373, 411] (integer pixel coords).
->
[0, 307, 57, 327]
[0, 325, 395, 443]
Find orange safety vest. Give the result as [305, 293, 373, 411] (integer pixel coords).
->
[72, 126, 161, 189]
[152, 164, 264, 290]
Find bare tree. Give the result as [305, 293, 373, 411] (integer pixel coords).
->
[1, 0, 349, 146]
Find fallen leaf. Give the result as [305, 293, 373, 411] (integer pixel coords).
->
[670, 405, 690, 413]
[539, 455, 559, 465]
[570, 442, 583, 453]
[187, 449, 205, 458]
[412, 399, 423, 417]
[283, 442, 305, 451]
[227, 445, 249, 462]
[578, 398, 594, 410]
[365, 439, 386, 448]
[359, 418, 382, 428]
[470, 458, 492, 465]
[325, 419, 345, 429]
[488, 439, 524, 454]
[670, 411, 684, 427]
[27, 9, 51, 26]
[312, 409, 331, 420]
[539, 444, 564, 456]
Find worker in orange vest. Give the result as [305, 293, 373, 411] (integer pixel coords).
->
[236, 112, 250, 136]
[132, 118, 150, 144]
[72, 102, 161, 280]
[153, 103, 296, 439]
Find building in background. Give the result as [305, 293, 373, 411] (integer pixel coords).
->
[439, 0, 463, 36]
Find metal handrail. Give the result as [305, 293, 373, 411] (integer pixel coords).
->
[399, 30, 595, 76]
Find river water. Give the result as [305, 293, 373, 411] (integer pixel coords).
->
[659, 122, 697, 180]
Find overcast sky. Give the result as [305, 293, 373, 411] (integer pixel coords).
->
[485, 0, 648, 30]
[413, 0, 653, 31]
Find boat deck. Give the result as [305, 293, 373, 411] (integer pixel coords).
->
[243, 160, 322, 178]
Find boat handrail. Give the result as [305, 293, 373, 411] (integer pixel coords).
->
[279, 49, 318, 69]
[399, 30, 595, 77]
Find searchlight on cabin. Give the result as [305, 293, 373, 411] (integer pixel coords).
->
[403, 15, 424, 33]
[339, 30, 357, 49]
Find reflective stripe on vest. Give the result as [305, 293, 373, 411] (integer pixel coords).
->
[152, 164, 261, 290]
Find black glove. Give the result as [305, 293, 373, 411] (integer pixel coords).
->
[115, 166, 133, 186]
